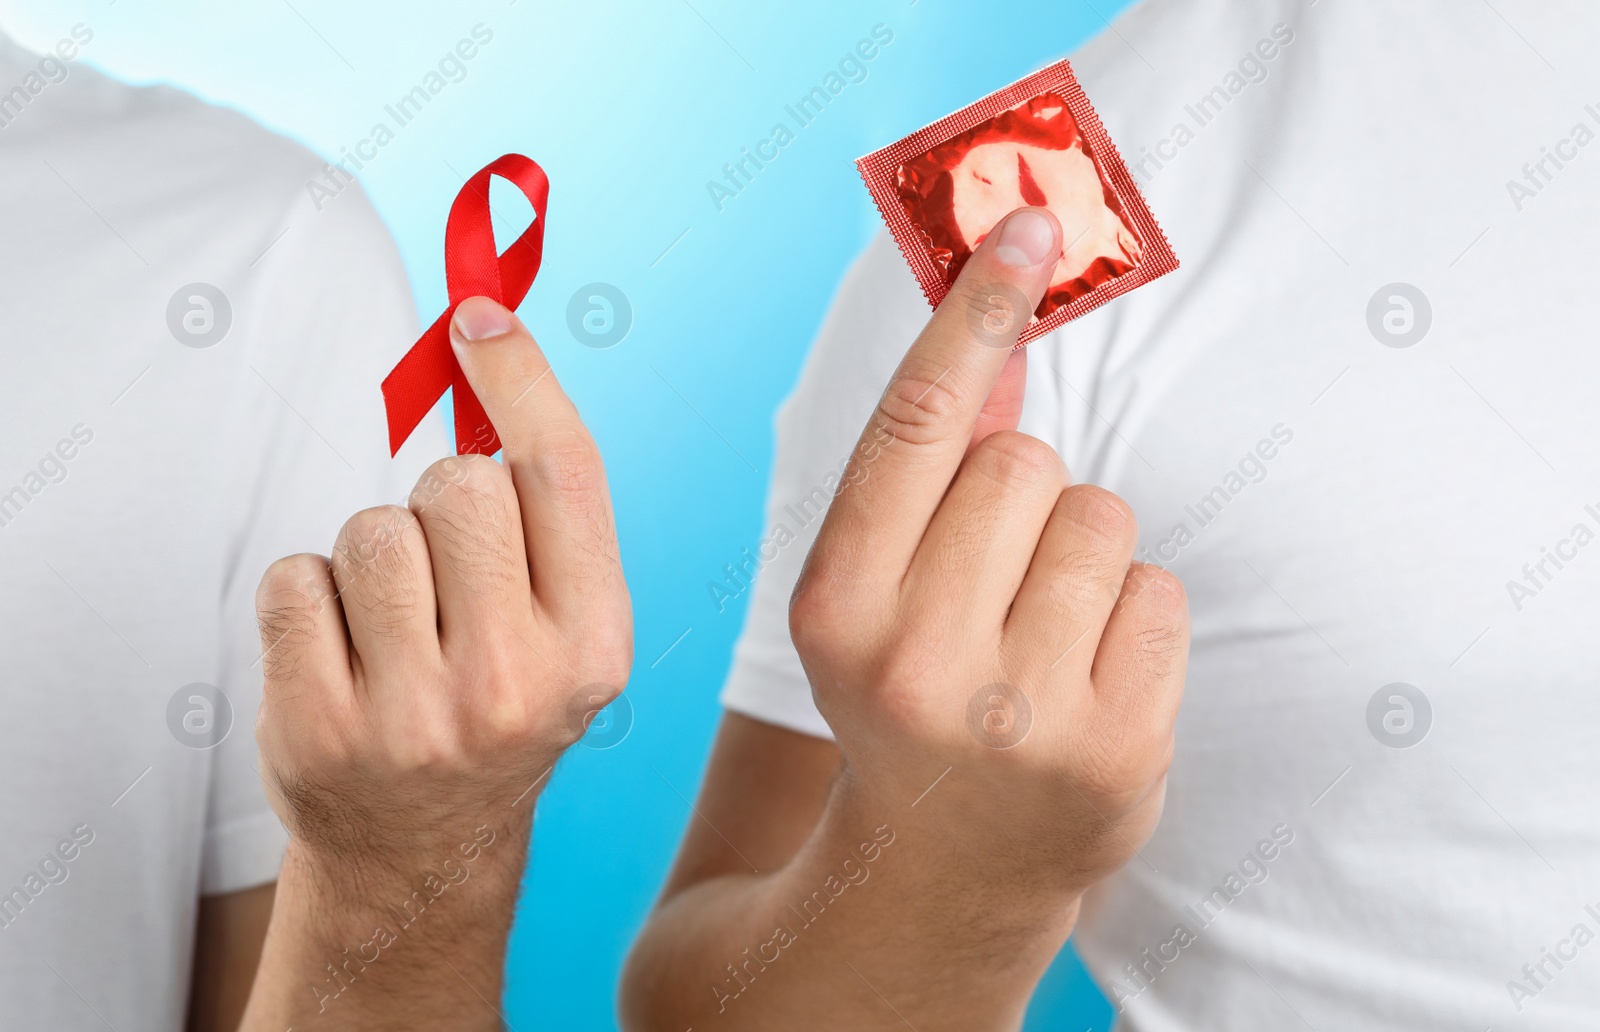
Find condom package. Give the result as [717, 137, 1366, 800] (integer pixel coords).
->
[857, 59, 1177, 345]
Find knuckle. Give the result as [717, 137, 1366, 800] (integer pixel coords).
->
[1070, 742, 1148, 808]
[835, 640, 940, 735]
[477, 684, 537, 744]
[446, 644, 542, 746]
[968, 431, 1063, 489]
[256, 555, 334, 682]
[1073, 713, 1168, 798]
[419, 457, 515, 529]
[1117, 570, 1191, 683]
[1154, 735, 1176, 781]
[1134, 620, 1188, 661]
[335, 505, 420, 571]
[333, 506, 427, 638]
[413, 453, 510, 510]
[583, 636, 635, 694]
[463, 662, 568, 753]
[1050, 545, 1128, 610]
[355, 595, 420, 645]
[521, 430, 606, 509]
[788, 565, 859, 660]
[1112, 567, 1190, 680]
[1060, 485, 1137, 543]
[875, 639, 941, 698]
[788, 586, 832, 659]
[1042, 488, 1138, 610]
[257, 553, 332, 612]
[1083, 707, 1175, 801]
[384, 719, 466, 772]
[872, 368, 963, 448]
[410, 455, 477, 508]
[419, 462, 522, 581]
[1118, 563, 1189, 619]
[448, 452, 510, 492]
[565, 681, 625, 746]
[868, 678, 924, 733]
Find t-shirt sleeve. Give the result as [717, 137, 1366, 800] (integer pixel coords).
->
[204, 183, 451, 895]
[719, 232, 932, 740]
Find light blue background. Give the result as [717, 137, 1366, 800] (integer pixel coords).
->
[0, 0, 1137, 1026]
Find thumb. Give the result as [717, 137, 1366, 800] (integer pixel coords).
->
[449, 295, 586, 458]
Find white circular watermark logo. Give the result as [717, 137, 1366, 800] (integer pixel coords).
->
[566, 684, 633, 750]
[566, 283, 632, 349]
[1366, 682, 1431, 749]
[166, 283, 232, 349]
[1366, 283, 1431, 349]
[166, 683, 233, 749]
[966, 283, 1033, 349]
[965, 682, 1033, 749]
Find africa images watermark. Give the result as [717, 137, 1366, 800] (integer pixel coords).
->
[0, 823, 96, 931]
[1505, 102, 1600, 212]
[1138, 423, 1294, 568]
[305, 458, 470, 604]
[307, 824, 499, 1015]
[0, 23, 93, 131]
[1505, 902, 1600, 1014]
[1504, 502, 1600, 612]
[1105, 821, 1297, 1011]
[0, 423, 94, 531]
[705, 23, 895, 213]
[306, 23, 496, 212]
[706, 453, 847, 614]
[707, 414, 895, 615]
[1130, 22, 1295, 187]
[709, 823, 897, 1013]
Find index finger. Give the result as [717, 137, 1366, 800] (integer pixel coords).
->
[809, 206, 1063, 590]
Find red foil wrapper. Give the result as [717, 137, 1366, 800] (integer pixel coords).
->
[857, 60, 1177, 345]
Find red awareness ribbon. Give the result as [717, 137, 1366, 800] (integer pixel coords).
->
[382, 153, 549, 456]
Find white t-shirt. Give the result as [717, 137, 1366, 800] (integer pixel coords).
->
[0, 30, 446, 1029]
[722, 1, 1600, 1027]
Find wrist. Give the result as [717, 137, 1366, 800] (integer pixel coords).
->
[281, 814, 523, 907]
[248, 822, 526, 1029]
[810, 765, 1083, 955]
[278, 815, 527, 963]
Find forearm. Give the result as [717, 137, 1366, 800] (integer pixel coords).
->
[239, 821, 522, 1031]
[187, 883, 276, 1032]
[623, 774, 1080, 1031]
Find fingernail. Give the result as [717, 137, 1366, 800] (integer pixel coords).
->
[993, 208, 1059, 268]
[451, 296, 512, 343]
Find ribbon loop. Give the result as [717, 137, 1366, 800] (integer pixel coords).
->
[382, 153, 550, 456]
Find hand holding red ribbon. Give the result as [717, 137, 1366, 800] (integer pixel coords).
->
[382, 153, 550, 456]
